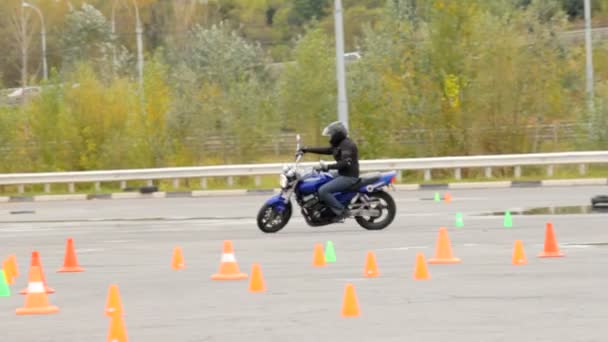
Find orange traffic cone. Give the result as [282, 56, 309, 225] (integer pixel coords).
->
[171, 246, 185, 270]
[538, 222, 564, 258]
[444, 192, 452, 203]
[58, 237, 85, 272]
[3, 259, 14, 285]
[8, 254, 19, 278]
[248, 263, 266, 293]
[512, 240, 527, 265]
[211, 240, 247, 280]
[20, 251, 54, 294]
[105, 284, 124, 317]
[107, 313, 129, 342]
[413, 253, 431, 280]
[16, 266, 59, 315]
[363, 251, 380, 277]
[428, 227, 461, 264]
[341, 283, 360, 318]
[312, 243, 326, 267]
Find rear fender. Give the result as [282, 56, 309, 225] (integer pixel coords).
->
[360, 171, 397, 193]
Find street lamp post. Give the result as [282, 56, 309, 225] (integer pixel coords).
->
[132, 0, 144, 93]
[334, 0, 349, 130]
[584, 0, 594, 110]
[22, 2, 47, 81]
[111, 0, 120, 73]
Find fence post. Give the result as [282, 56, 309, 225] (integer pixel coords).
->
[514, 166, 521, 179]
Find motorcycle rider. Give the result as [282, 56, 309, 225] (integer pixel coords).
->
[297, 121, 359, 222]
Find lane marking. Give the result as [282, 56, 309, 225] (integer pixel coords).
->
[76, 248, 104, 253]
[376, 246, 429, 251]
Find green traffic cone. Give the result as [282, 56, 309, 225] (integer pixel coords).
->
[434, 192, 441, 202]
[455, 212, 464, 228]
[503, 211, 512, 228]
[0, 270, 10, 297]
[325, 241, 336, 263]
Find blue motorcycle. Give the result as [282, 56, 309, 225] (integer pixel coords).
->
[257, 135, 398, 233]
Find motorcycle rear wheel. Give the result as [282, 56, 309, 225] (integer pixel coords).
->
[355, 191, 396, 230]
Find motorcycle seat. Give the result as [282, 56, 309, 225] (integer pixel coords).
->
[348, 172, 382, 191]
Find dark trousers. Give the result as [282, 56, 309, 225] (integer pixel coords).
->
[318, 176, 358, 215]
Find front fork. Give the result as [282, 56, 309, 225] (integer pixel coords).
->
[272, 188, 294, 213]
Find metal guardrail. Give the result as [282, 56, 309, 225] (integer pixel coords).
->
[1, 151, 607, 194]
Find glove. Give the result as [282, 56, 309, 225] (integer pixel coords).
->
[314, 162, 329, 172]
[295, 149, 304, 158]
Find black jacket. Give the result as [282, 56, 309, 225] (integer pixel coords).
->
[303, 133, 360, 178]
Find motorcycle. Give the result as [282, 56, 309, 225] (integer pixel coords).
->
[256, 134, 398, 233]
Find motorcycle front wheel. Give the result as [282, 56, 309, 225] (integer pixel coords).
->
[257, 202, 292, 233]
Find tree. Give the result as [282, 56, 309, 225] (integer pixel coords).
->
[289, 0, 329, 25]
[61, 4, 131, 79]
[166, 22, 272, 164]
[276, 24, 336, 145]
[181, 22, 267, 86]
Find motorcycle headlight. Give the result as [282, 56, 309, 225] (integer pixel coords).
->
[279, 174, 288, 188]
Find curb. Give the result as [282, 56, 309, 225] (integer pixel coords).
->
[1, 178, 606, 203]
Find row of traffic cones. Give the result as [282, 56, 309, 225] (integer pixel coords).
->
[340, 252, 432, 318]
[0, 238, 84, 297]
[435, 192, 515, 228]
[4, 224, 565, 323]
[512, 223, 564, 264]
[201, 240, 266, 292]
[123, 226, 565, 322]
[454, 211, 513, 228]
[0, 238, 85, 316]
[14, 238, 84, 294]
[362, 250, 431, 280]
[200, 239, 432, 319]
[341, 223, 564, 318]
[434, 192, 452, 203]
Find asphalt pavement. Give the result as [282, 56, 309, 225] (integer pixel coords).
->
[1, 185, 607, 341]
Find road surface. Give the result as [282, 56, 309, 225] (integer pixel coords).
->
[1, 186, 607, 341]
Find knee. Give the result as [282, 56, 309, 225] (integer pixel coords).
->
[318, 185, 329, 197]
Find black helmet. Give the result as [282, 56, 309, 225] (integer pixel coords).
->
[322, 121, 348, 146]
